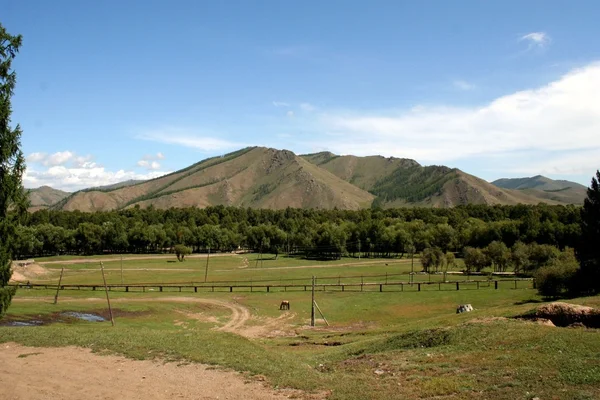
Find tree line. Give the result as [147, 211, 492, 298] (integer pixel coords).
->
[11, 203, 582, 260]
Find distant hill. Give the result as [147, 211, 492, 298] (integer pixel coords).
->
[492, 175, 587, 204]
[44, 147, 585, 212]
[302, 152, 555, 208]
[53, 147, 374, 212]
[27, 186, 70, 210]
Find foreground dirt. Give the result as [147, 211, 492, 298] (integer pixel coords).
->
[0, 342, 301, 400]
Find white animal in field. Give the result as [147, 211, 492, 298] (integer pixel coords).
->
[456, 304, 473, 314]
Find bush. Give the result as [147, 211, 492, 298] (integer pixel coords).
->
[173, 244, 191, 261]
[535, 260, 579, 298]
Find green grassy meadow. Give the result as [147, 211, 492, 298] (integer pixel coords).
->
[2, 253, 599, 399]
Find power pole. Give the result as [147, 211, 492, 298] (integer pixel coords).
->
[311, 275, 315, 327]
[204, 246, 210, 282]
[53, 267, 64, 305]
[100, 262, 115, 326]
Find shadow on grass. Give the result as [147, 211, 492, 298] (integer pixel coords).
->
[514, 299, 545, 306]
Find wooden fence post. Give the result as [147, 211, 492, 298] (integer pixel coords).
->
[100, 263, 115, 327]
[53, 267, 64, 305]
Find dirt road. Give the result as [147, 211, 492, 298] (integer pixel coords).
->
[0, 343, 304, 400]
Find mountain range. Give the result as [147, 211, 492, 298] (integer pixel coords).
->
[26, 147, 588, 211]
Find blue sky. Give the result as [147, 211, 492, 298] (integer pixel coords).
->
[3, 0, 600, 190]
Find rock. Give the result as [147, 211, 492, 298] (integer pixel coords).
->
[374, 369, 385, 375]
[456, 304, 474, 314]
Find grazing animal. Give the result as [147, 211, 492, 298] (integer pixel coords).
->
[456, 304, 473, 314]
[279, 300, 290, 310]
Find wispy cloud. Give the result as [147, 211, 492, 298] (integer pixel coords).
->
[272, 101, 290, 107]
[286, 110, 295, 118]
[453, 80, 476, 91]
[136, 153, 165, 170]
[519, 32, 551, 50]
[27, 151, 94, 168]
[295, 62, 600, 178]
[300, 102, 316, 111]
[137, 128, 243, 152]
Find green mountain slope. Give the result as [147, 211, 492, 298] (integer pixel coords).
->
[55, 147, 374, 211]
[492, 175, 586, 204]
[303, 152, 559, 207]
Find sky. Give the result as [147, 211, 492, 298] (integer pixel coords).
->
[3, 0, 600, 191]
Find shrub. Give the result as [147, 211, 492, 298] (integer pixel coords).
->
[535, 257, 579, 298]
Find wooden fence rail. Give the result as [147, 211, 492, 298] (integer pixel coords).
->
[10, 278, 535, 293]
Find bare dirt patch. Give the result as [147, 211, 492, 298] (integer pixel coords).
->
[0, 342, 307, 400]
[531, 302, 600, 328]
[10, 262, 54, 283]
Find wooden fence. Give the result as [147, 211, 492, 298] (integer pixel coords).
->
[11, 278, 535, 293]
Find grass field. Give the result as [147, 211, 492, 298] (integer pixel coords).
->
[3, 253, 600, 399]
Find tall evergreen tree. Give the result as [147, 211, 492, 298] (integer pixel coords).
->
[0, 25, 26, 317]
[577, 170, 600, 293]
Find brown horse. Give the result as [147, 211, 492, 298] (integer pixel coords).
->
[279, 300, 290, 310]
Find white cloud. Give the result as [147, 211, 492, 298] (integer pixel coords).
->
[300, 102, 316, 111]
[27, 151, 95, 167]
[305, 62, 600, 178]
[453, 80, 476, 91]
[519, 32, 550, 50]
[137, 160, 161, 170]
[286, 110, 295, 118]
[137, 129, 243, 151]
[136, 153, 166, 170]
[27, 152, 47, 163]
[272, 101, 290, 107]
[24, 164, 169, 192]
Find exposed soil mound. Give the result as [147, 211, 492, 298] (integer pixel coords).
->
[10, 262, 53, 283]
[533, 302, 600, 328]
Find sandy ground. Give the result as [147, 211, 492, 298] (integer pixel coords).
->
[0, 342, 304, 400]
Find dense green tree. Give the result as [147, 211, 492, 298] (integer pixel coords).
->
[485, 241, 510, 272]
[510, 241, 530, 274]
[525, 243, 560, 273]
[421, 247, 444, 273]
[576, 170, 600, 293]
[463, 247, 489, 273]
[0, 25, 25, 316]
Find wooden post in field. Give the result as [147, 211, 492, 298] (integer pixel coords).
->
[100, 262, 115, 326]
[313, 300, 329, 326]
[311, 276, 315, 327]
[120, 255, 124, 285]
[204, 246, 210, 283]
[53, 267, 64, 304]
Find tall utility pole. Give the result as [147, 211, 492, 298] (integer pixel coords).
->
[53, 267, 64, 305]
[204, 246, 211, 282]
[100, 262, 115, 326]
[311, 275, 315, 327]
